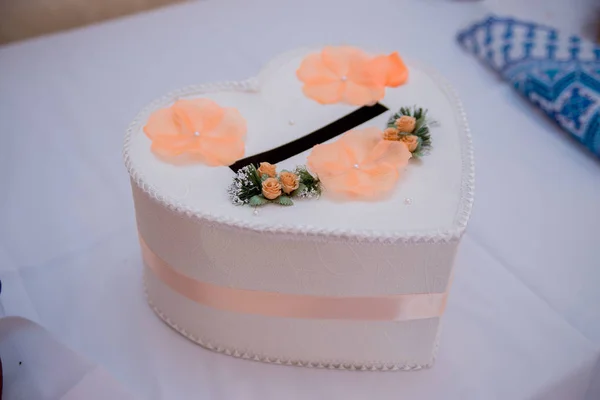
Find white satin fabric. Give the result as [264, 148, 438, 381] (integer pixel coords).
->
[0, 0, 599, 399]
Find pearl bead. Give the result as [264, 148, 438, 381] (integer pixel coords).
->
[341, 76, 348, 82]
[253, 209, 259, 216]
[288, 119, 295, 125]
[353, 163, 360, 169]
[404, 198, 413, 205]
[194, 131, 200, 137]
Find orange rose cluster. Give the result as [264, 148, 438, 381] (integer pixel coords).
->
[258, 163, 301, 200]
[383, 115, 419, 152]
[229, 162, 321, 207]
[382, 107, 432, 157]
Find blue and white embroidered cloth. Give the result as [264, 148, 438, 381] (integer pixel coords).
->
[457, 16, 600, 158]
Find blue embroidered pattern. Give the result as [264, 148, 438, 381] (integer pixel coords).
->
[457, 16, 600, 158]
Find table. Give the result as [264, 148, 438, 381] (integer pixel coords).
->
[1, 0, 599, 399]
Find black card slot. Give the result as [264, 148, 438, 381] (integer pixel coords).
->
[229, 102, 389, 172]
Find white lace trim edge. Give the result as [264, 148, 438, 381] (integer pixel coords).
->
[144, 281, 440, 372]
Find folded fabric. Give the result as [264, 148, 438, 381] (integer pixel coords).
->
[457, 15, 600, 158]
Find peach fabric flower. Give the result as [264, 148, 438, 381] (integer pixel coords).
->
[144, 99, 246, 166]
[258, 162, 277, 177]
[280, 171, 300, 194]
[368, 51, 409, 88]
[262, 178, 282, 200]
[395, 116, 416, 133]
[296, 47, 409, 106]
[401, 135, 419, 152]
[307, 127, 412, 200]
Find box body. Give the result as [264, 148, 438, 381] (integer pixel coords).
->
[133, 184, 459, 370]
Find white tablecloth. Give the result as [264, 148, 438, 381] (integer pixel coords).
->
[1, 0, 599, 399]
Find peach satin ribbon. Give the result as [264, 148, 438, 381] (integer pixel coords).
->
[141, 237, 448, 321]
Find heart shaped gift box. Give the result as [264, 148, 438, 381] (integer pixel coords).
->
[124, 48, 474, 370]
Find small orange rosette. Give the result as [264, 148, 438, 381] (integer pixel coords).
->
[144, 99, 246, 166]
[307, 127, 412, 200]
